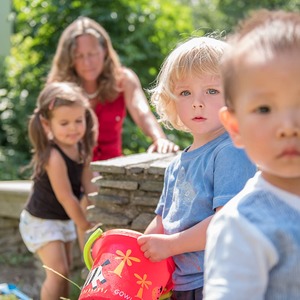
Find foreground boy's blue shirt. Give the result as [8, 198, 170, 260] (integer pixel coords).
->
[204, 172, 300, 300]
[156, 132, 256, 291]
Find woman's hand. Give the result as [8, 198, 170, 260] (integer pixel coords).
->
[147, 138, 179, 154]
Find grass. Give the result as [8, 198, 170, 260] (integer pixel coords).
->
[0, 252, 86, 300]
[69, 268, 86, 300]
[0, 252, 34, 266]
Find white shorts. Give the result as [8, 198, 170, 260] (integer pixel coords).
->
[19, 210, 77, 253]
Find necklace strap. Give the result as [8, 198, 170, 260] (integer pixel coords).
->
[85, 88, 100, 100]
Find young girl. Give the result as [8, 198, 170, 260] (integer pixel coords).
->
[137, 37, 257, 299]
[19, 82, 98, 300]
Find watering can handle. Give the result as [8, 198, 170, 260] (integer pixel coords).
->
[83, 228, 103, 270]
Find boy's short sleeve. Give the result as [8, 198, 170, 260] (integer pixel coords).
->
[212, 145, 256, 209]
[204, 202, 278, 299]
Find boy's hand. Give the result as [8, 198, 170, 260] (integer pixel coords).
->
[137, 234, 173, 262]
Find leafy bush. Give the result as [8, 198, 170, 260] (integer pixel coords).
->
[0, 0, 194, 180]
[2, 0, 295, 180]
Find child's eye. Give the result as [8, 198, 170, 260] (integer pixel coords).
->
[180, 90, 191, 96]
[255, 106, 271, 114]
[206, 89, 219, 95]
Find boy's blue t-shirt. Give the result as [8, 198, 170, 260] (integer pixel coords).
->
[156, 132, 257, 291]
[204, 172, 300, 300]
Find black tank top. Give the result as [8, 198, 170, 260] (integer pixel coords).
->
[25, 144, 84, 220]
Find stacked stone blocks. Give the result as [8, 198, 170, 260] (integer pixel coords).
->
[88, 152, 178, 232]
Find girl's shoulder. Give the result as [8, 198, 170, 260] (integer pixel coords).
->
[43, 147, 67, 177]
[47, 146, 65, 166]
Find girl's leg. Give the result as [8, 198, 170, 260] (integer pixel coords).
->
[37, 240, 72, 300]
[65, 240, 73, 268]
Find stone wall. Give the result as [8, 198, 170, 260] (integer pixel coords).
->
[0, 181, 32, 257]
[88, 152, 178, 233]
[0, 152, 178, 262]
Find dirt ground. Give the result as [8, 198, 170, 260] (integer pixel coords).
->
[0, 256, 40, 299]
[0, 254, 84, 300]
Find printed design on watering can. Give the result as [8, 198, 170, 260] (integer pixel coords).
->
[134, 273, 152, 298]
[79, 228, 174, 300]
[114, 249, 141, 277]
[82, 247, 155, 299]
[83, 259, 111, 290]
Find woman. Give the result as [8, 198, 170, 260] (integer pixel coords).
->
[47, 16, 179, 161]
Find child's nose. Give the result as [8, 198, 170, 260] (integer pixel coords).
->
[192, 97, 204, 109]
[276, 116, 300, 138]
[70, 123, 77, 131]
[192, 103, 204, 109]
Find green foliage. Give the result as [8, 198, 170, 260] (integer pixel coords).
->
[0, 0, 194, 179]
[216, 0, 300, 32]
[1, 0, 296, 180]
[0, 252, 33, 266]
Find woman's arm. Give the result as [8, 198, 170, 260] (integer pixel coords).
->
[121, 68, 179, 153]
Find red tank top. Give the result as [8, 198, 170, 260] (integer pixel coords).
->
[93, 93, 126, 161]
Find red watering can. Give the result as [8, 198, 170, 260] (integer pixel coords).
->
[79, 228, 175, 300]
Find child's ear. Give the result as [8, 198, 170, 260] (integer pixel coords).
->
[219, 106, 244, 148]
